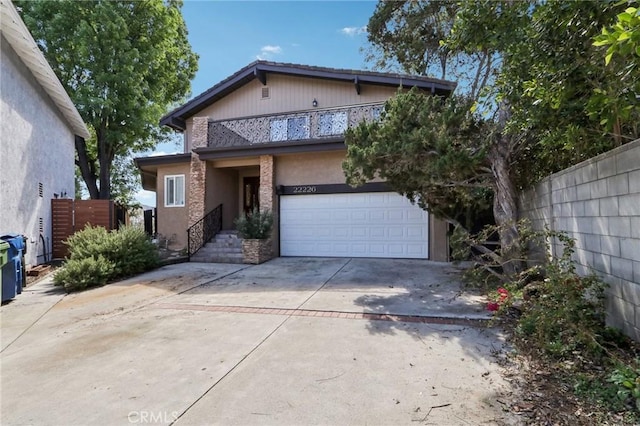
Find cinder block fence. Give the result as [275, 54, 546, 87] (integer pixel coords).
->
[520, 139, 640, 340]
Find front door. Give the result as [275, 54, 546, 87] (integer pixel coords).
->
[243, 177, 260, 215]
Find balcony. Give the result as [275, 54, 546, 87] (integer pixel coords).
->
[207, 102, 383, 148]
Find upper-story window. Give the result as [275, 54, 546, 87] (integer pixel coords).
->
[318, 111, 348, 136]
[270, 116, 310, 142]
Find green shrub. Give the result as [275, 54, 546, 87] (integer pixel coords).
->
[514, 234, 607, 360]
[609, 360, 640, 412]
[54, 225, 159, 291]
[65, 225, 112, 260]
[234, 208, 273, 239]
[53, 255, 115, 291]
[106, 226, 159, 276]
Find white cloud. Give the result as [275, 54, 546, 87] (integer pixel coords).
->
[149, 150, 179, 157]
[136, 190, 156, 208]
[340, 26, 367, 36]
[256, 45, 283, 60]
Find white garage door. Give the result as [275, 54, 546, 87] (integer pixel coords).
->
[280, 192, 429, 259]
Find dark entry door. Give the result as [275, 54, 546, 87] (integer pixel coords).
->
[243, 177, 260, 214]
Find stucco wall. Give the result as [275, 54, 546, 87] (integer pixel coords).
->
[520, 139, 640, 340]
[206, 167, 238, 230]
[157, 163, 191, 250]
[0, 37, 75, 265]
[275, 151, 350, 185]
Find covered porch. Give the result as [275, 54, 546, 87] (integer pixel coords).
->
[186, 151, 276, 260]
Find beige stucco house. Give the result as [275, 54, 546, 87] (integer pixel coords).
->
[135, 61, 456, 262]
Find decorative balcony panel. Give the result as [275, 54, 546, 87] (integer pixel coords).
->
[207, 102, 384, 148]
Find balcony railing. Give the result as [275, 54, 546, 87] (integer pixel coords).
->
[207, 102, 384, 148]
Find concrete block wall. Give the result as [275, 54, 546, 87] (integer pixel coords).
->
[519, 139, 640, 340]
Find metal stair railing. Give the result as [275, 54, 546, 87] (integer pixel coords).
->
[187, 204, 222, 259]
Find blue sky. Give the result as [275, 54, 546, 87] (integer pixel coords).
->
[136, 0, 377, 206]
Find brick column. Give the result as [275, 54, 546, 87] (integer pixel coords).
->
[259, 155, 276, 258]
[259, 155, 274, 213]
[188, 117, 209, 225]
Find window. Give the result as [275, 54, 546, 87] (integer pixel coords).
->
[371, 106, 383, 121]
[164, 175, 185, 207]
[270, 116, 310, 141]
[318, 112, 348, 136]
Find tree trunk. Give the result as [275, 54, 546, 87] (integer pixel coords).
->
[490, 102, 523, 278]
[75, 135, 99, 199]
[96, 123, 111, 199]
[98, 151, 111, 199]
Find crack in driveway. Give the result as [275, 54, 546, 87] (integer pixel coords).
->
[170, 258, 351, 425]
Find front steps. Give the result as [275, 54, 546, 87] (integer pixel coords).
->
[189, 230, 243, 263]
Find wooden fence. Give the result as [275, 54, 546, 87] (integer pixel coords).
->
[51, 199, 125, 259]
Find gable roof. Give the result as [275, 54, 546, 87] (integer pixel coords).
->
[1, 0, 89, 139]
[160, 61, 457, 131]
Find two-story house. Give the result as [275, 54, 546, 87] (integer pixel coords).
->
[135, 61, 456, 262]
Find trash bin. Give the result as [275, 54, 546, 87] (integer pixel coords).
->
[1, 234, 26, 303]
[0, 239, 9, 298]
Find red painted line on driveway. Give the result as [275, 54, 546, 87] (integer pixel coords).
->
[151, 302, 490, 327]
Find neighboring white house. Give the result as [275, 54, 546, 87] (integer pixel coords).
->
[0, 0, 89, 266]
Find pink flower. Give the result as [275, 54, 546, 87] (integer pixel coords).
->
[487, 302, 500, 312]
[497, 287, 509, 296]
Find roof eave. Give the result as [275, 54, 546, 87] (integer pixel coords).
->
[193, 138, 345, 160]
[134, 152, 192, 168]
[160, 61, 458, 131]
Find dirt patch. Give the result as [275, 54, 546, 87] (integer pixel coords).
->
[494, 324, 640, 425]
[25, 264, 58, 287]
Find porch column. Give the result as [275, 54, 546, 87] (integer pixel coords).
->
[188, 117, 208, 225]
[259, 154, 276, 256]
[259, 155, 274, 213]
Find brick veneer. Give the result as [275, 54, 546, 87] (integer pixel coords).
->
[258, 155, 277, 259]
[259, 155, 274, 212]
[242, 239, 273, 264]
[188, 117, 209, 225]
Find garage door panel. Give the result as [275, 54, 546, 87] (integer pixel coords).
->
[352, 228, 367, 238]
[407, 225, 426, 239]
[369, 210, 385, 221]
[407, 244, 426, 255]
[370, 228, 385, 238]
[280, 192, 428, 259]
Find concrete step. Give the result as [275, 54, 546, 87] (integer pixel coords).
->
[214, 230, 240, 240]
[190, 252, 244, 264]
[197, 247, 242, 254]
[203, 242, 242, 250]
[190, 230, 244, 263]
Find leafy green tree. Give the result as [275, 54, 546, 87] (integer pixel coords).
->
[365, 0, 497, 102]
[350, 0, 631, 277]
[344, 90, 491, 230]
[17, 0, 198, 200]
[356, 1, 529, 275]
[447, 1, 632, 183]
[592, 3, 640, 142]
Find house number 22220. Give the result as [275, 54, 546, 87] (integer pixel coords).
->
[292, 186, 317, 193]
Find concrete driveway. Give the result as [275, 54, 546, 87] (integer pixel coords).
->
[1, 258, 517, 425]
